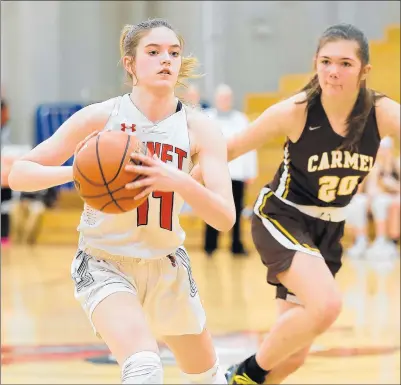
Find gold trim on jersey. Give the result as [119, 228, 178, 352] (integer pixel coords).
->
[275, 142, 292, 198]
[283, 163, 291, 199]
[257, 191, 320, 253]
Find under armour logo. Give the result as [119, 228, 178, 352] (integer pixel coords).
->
[309, 125, 321, 131]
[121, 123, 136, 132]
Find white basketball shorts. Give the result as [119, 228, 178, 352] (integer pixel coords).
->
[70, 246, 206, 338]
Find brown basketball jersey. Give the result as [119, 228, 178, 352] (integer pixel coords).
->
[269, 96, 381, 208]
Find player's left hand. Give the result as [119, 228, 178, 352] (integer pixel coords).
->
[125, 152, 185, 200]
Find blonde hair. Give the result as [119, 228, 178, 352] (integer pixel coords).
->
[119, 18, 202, 88]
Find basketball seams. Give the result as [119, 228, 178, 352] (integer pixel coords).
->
[74, 161, 107, 187]
[100, 196, 146, 211]
[105, 134, 132, 185]
[74, 133, 144, 192]
[95, 135, 125, 213]
[74, 131, 148, 214]
[79, 173, 144, 199]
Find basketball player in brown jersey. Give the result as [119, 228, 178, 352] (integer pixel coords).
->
[226, 23, 400, 385]
[193, 23, 400, 384]
[9, 19, 235, 384]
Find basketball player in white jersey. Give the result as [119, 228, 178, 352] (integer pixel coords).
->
[9, 19, 235, 384]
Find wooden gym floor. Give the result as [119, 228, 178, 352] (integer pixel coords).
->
[1, 243, 400, 384]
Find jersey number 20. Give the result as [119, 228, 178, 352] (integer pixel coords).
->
[318, 175, 360, 203]
[137, 192, 174, 231]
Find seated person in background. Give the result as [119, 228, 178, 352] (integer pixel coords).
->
[12, 187, 58, 244]
[179, 83, 211, 215]
[346, 136, 399, 259]
[203, 84, 258, 256]
[182, 83, 211, 110]
[1, 96, 13, 245]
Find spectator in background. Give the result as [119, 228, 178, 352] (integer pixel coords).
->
[1, 95, 58, 246]
[203, 84, 258, 256]
[179, 83, 211, 216]
[182, 83, 211, 110]
[346, 136, 400, 259]
[13, 187, 58, 244]
[1, 97, 13, 246]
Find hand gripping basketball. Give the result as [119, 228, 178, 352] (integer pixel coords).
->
[73, 130, 149, 214]
[125, 152, 186, 201]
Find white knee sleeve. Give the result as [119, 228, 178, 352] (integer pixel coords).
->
[371, 194, 392, 221]
[181, 359, 227, 384]
[121, 351, 163, 384]
[346, 194, 369, 227]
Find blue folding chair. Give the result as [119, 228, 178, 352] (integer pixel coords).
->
[35, 103, 84, 190]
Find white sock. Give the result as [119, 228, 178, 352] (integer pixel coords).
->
[181, 359, 227, 384]
[374, 235, 386, 244]
[355, 235, 368, 245]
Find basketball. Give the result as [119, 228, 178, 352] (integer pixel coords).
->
[73, 130, 148, 214]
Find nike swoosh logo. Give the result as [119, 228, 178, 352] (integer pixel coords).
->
[309, 126, 321, 130]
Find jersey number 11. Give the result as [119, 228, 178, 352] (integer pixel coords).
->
[137, 191, 174, 231]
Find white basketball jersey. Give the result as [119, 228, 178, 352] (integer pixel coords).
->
[77, 94, 192, 259]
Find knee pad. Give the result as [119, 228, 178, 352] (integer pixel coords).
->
[371, 194, 392, 221]
[121, 351, 163, 384]
[181, 358, 227, 384]
[346, 194, 369, 227]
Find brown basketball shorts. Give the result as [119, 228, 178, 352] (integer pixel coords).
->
[252, 189, 345, 303]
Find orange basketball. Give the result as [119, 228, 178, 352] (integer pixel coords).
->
[73, 130, 148, 214]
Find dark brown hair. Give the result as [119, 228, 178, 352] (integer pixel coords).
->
[119, 18, 200, 88]
[297, 23, 384, 151]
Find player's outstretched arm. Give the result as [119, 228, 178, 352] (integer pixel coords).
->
[8, 101, 114, 192]
[375, 96, 400, 141]
[190, 93, 306, 185]
[125, 112, 236, 232]
[184, 113, 236, 231]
